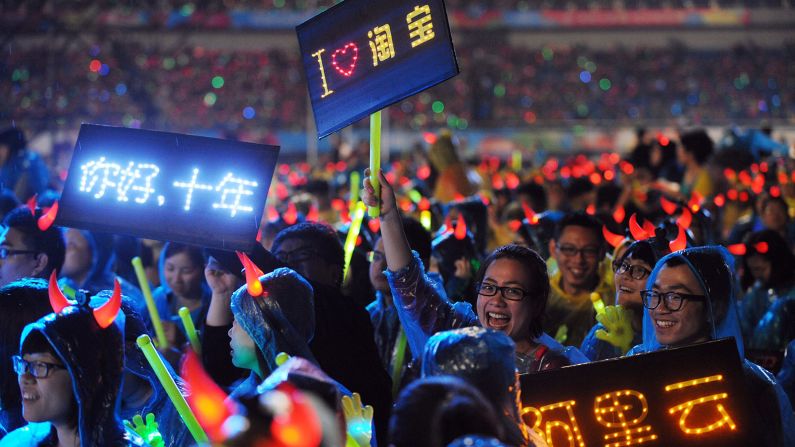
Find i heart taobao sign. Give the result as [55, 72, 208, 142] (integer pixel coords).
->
[296, 0, 458, 139]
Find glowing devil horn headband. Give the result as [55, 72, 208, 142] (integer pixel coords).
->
[236, 251, 265, 297]
[48, 270, 121, 328]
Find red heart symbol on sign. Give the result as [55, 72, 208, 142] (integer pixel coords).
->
[331, 42, 359, 77]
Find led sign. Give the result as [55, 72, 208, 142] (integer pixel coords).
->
[296, 0, 459, 138]
[56, 124, 279, 251]
[519, 339, 754, 446]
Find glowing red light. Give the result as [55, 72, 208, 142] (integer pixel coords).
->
[713, 194, 726, 207]
[727, 189, 738, 201]
[589, 172, 601, 185]
[754, 242, 769, 253]
[586, 204, 596, 215]
[612, 205, 625, 224]
[368, 218, 380, 233]
[508, 220, 522, 232]
[739, 191, 750, 202]
[727, 244, 747, 256]
[417, 165, 431, 180]
[770, 186, 781, 197]
[505, 172, 520, 189]
[604, 170, 615, 181]
[89, 59, 101, 72]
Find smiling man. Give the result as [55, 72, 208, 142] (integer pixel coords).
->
[545, 212, 615, 347]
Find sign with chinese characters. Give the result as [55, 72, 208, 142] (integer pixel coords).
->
[296, 0, 458, 138]
[56, 124, 279, 251]
[519, 339, 755, 446]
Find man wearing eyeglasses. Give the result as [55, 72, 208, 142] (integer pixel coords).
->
[0, 207, 65, 288]
[544, 212, 615, 347]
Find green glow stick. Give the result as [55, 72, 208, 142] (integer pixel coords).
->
[132, 257, 168, 351]
[178, 307, 202, 355]
[420, 210, 432, 232]
[368, 111, 381, 218]
[136, 335, 209, 444]
[343, 202, 367, 286]
[512, 150, 522, 172]
[349, 171, 361, 214]
[590, 292, 606, 317]
[391, 329, 407, 399]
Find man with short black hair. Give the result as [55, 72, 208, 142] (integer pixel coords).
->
[0, 207, 65, 287]
[545, 212, 614, 347]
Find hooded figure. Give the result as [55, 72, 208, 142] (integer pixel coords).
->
[431, 224, 479, 305]
[229, 267, 316, 399]
[1, 278, 146, 446]
[0, 127, 49, 202]
[104, 295, 191, 447]
[60, 229, 145, 316]
[627, 246, 795, 447]
[421, 327, 543, 447]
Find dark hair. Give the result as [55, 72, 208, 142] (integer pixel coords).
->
[760, 195, 789, 216]
[2, 206, 66, 277]
[740, 230, 795, 290]
[0, 188, 20, 219]
[679, 129, 714, 166]
[474, 245, 549, 339]
[272, 221, 344, 267]
[516, 182, 548, 213]
[0, 279, 52, 414]
[402, 217, 432, 268]
[0, 127, 26, 159]
[662, 249, 731, 327]
[554, 211, 604, 247]
[162, 242, 205, 268]
[388, 376, 503, 447]
[619, 240, 660, 268]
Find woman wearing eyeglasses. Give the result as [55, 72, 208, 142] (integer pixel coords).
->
[1, 282, 147, 447]
[580, 239, 666, 361]
[626, 246, 795, 447]
[362, 169, 585, 377]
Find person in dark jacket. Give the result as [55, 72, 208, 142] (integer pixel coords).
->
[1, 278, 146, 446]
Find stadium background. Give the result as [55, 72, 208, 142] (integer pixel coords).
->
[1, 0, 793, 168]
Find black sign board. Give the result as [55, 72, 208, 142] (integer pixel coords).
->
[56, 124, 279, 251]
[296, 0, 459, 138]
[519, 339, 754, 446]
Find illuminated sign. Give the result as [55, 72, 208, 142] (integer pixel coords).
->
[296, 0, 458, 138]
[56, 124, 279, 251]
[519, 339, 754, 446]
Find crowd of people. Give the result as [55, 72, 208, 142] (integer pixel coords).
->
[4, 40, 792, 138]
[0, 119, 793, 446]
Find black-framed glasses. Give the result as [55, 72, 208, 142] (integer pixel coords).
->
[640, 290, 706, 311]
[614, 262, 652, 280]
[12, 355, 65, 379]
[477, 282, 528, 301]
[0, 248, 37, 260]
[556, 244, 600, 259]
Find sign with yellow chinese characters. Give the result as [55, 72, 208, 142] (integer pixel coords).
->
[296, 0, 458, 138]
[55, 124, 279, 251]
[519, 339, 755, 446]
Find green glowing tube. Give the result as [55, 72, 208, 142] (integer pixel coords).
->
[136, 335, 209, 444]
[132, 257, 168, 351]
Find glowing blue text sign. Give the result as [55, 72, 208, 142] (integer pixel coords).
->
[296, 0, 459, 139]
[57, 124, 279, 251]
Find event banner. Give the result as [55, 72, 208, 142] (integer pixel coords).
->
[296, 0, 459, 138]
[56, 124, 279, 251]
[519, 339, 754, 446]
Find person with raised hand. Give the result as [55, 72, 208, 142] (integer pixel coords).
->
[362, 168, 582, 374]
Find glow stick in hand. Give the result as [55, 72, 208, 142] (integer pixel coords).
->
[178, 307, 202, 355]
[590, 292, 606, 317]
[132, 257, 168, 351]
[343, 202, 367, 286]
[136, 335, 209, 444]
[368, 111, 382, 218]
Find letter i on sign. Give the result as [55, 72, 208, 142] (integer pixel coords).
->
[312, 48, 334, 98]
